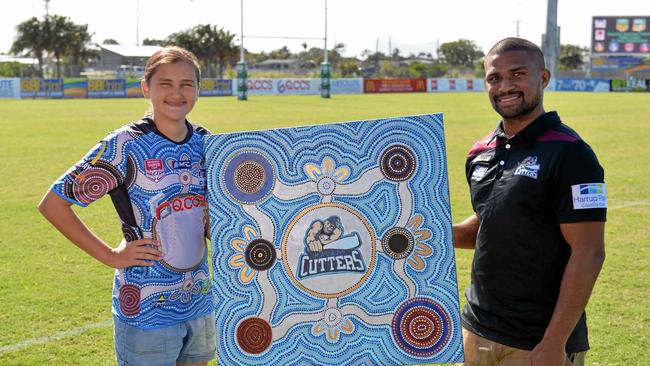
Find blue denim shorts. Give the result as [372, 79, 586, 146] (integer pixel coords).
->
[114, 314, 216, 366]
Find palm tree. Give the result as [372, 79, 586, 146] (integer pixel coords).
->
[10, 17, 47, 77]
[45, 15, 74, 78]
[67, 23, 97, 77]
[215, 28, 237, 79]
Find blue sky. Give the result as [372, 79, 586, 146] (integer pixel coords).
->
[1, 0, 647, 57]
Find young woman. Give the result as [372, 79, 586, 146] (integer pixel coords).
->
[38, 46, 215, 366]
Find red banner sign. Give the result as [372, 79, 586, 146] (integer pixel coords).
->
[364, 79, 427, 93]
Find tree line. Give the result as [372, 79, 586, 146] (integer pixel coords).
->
[5, 15, 591, 79]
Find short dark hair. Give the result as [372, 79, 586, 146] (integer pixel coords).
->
[485, 37, 546, 69]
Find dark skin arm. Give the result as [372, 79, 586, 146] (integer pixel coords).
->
[528, 221, 606, 366]
[38, 190, 163, 269]
[452, 213, 480, 249]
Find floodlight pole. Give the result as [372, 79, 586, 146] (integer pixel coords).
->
[237, 0, 248, 100]
[321, 0, 331, 98]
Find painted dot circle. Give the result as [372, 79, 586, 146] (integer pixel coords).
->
[317, 176, 336, 195]
[234, 161, 266, 193]
[223, 151, 275, 204]
[244, 239, 276, 271]
[392, 297, 452, 358]
[323, 308, 343, 327]
[179, 171, 192, 185]
[118, 284, 140, 317]
[380, 145, 416, 181]
[236, 317, 272, 354]
[73, 165, 119, 205]
[382, 227, 414, 260]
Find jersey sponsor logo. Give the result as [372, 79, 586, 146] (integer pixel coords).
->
[144, 158, 164, 182]
[171, 160, 192, 170]
[471, 165, 489, 181]
[297, 215, 366, 279]
[155, 194, 207, 220]
[571, 183, 607, 209]
[514, 156, 540, 179]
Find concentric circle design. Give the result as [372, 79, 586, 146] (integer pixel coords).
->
[244, 239, 276, 271]
[73, 163, 120, 205]
[392, 297, 452, 357]
[317, 177, 336, 195]
[236, 317, 272, 354]
[234, 161, 266, 193]
[179, 171, 192, 185]
[118, 284, 141, 317]
[223, 151, 275, 204]
[381, 227, 415, 260]
[380, 145, 417, 182]
[323, 308, 343, 327]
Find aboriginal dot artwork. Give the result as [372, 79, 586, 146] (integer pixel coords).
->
[245, 239, 277, 271]
[206, 114, 463, 365]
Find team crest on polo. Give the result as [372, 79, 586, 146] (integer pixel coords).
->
[514, 156, 540, 179]
[297, 215, 367, 279]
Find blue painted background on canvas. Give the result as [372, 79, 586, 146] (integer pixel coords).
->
[205, 114, 463, 365]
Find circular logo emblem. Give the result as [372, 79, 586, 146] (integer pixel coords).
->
[281, 203, 376, 298]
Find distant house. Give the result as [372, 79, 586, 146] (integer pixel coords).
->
[251, 59, 300, 71]
[98, 45, 163, 73]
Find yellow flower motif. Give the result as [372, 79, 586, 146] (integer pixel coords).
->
[304, 157, 350, 183]
[311, 310, 355, 343]
[228, 225, 258, 284]
[405, 214, 433, 271]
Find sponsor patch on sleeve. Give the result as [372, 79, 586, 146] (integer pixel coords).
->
[571, 183, 607, 209]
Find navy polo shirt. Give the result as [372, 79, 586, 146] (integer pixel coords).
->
[462, 111, 607, 353]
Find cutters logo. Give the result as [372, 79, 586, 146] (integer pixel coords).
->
[449, 79, 456, 90]
[297, 215, 366, 279]
[430, 80, 438, 90]
[514, 156, 540, 179]
[145, 158, 164, 182]
[247, 79, 273, 91]
[278, 80, 311, 93]
[156, 194, 206, 220]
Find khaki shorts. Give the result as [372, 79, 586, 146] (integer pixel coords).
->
[459, 328, 586, 366]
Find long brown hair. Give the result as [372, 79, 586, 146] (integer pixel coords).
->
[143, 46, 201, 85]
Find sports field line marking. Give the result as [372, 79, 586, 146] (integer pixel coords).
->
[608, 200, 650, 210]
[0, 319, 112, 355]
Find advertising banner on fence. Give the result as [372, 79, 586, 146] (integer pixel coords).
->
[611, 79, 650, 92]
[88, 79, 126, 98]
[0, 78, 21, 99]
[238, 78, 321, 96]
[427, 78, 485, 92]
[21, 78, 63, 98]
[126, 78, 144, 98]
[364, 79, 426, 93]
[331, 78, 364, 94]
[63, 78, 88, 98]
[555, 79, 611, 92]
[200, 79, 233, 96]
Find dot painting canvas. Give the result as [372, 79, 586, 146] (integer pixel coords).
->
[205, 114, 464, 365]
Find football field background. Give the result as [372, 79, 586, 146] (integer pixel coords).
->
[0, 92, 648, 365]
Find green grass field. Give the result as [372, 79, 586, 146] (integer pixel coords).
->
[0, 92, 648, 365]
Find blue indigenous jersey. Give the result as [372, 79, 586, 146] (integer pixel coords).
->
[51, 118, 214, 329]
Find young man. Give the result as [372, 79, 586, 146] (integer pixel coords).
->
[453, 38, 607, 366]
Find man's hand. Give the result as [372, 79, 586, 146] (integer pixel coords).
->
[527, 339, 567, 366]
[108, 239, 163, 269]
